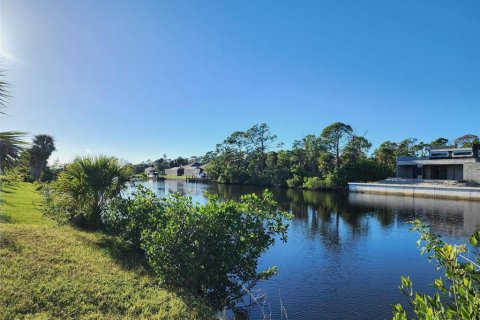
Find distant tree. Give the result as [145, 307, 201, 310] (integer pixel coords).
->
[199, 151, 215, 164]
[454, 134, 479, 148]
[396, 138, 418, 157]
[430, 137, 449, 148]
[245, 123, 277, 172]
[320, 122, 353, 170]
[169, 157, 188, 168]
[29, 134, 56, 180]
[413, 141, 430, 157]
[343, 135, 371, 164]
[153, 155, 169, 173]
[373, 141, 398, 170]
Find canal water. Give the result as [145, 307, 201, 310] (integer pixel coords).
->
[142, 179, 480, 320]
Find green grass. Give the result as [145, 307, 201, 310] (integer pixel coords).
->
[0, 182, 53, 225]
[0, 182, 215, 320]
[163, 175, 189, 180]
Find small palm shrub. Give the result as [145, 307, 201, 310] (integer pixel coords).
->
[44, 156, 131, 228]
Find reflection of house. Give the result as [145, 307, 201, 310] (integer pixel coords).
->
[396, 145, 480, 183]
[164, 162, 208, 177]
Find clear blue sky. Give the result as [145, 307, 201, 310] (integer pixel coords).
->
[1, 0, 479, 163]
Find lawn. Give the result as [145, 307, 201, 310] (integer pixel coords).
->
[0, 182, 215, 320]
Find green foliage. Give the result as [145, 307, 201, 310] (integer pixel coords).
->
[46, 155, 131, 229]
[393, 220, 480, 319]
[204, 122, 477, 190]
[0, 183, 215, 320]
[454, 134, 479, 148]
[320, 122, 353, 169]
[0, 131, 28, 174]
[29, 134, 56, 181]
[106, 186, 291, 310]
[302, 176, 326, 190]
[103, 185, 162, 249]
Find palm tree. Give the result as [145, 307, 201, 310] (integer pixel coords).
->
[56, 155, 132, 228]
[0, 70, 27, 176]
[0, 131, 26, 174]
[30, 134, 56, 180]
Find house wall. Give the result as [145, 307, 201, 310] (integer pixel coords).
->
[184, 168, 201, 176]
[165, 168, 183, 176]
[464, 162, 480, 183]
[397, 165, 416, 178]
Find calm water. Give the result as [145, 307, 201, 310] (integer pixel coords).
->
[141, 180, 480, 320]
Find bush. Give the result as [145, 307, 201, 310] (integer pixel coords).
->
[302, 176, 326, 190]
[103, 186, 163, 249]
[393, 220, 480, 319]
[286, 174, 303, 188]
[45, 156, 131, 229]
[106, 186, 291, 310]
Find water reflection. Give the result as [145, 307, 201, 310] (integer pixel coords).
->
[142, 180, 478, 319]
[349, 192, 480, 237]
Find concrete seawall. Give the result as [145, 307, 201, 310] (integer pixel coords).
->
[348, 183, 480, 201]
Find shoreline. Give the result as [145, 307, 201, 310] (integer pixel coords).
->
[348, 182, 480, 201]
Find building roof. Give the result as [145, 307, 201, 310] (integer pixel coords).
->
[397, 158, 478, 166]
[184, 162, 202, 168]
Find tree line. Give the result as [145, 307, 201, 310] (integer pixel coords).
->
[203, 123, 479, 189]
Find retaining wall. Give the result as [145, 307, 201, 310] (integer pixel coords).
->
[348, 183, 480, 201]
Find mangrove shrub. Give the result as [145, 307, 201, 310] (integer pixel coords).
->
[106, 186, 291, 310]
[393, 220, 480, 319]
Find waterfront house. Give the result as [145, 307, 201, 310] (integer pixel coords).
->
[164, 166, 185, 176]
[165, 162, 208, 177]
[396, 144, 480, 183]
[144, 166, 159, 179]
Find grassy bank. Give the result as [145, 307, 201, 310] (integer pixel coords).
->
[0, 182, 215, 319]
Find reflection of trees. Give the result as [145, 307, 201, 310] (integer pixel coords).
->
[280, 189, 377, 244]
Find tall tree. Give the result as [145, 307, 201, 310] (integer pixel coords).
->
[454, 134, 479, 148]
[245, 123, 277, 172]
[320, 122, 353, 170]
[0, 69, 27, 176]
[396, 138, 418, 157]
[343, 135, 371, 163]
[373, 141, 397, 170]
[30, 134, 56, 180]
[430, 137, 449, 148]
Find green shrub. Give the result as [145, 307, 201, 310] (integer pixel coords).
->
[106, 187, 291, 310]
[46, 156, 131, 229]
[393, 220, 480, 319]
[103, 186, 162, 249]
[286, 174, 303, 188]
[302, 176, 325, 190]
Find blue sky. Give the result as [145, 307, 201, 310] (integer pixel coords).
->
[0, 0, 479, 163]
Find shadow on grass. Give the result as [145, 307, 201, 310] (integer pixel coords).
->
[0, 233, 22, 252]
[0, 213, 15, 223]
[95, 235, 151, 273]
